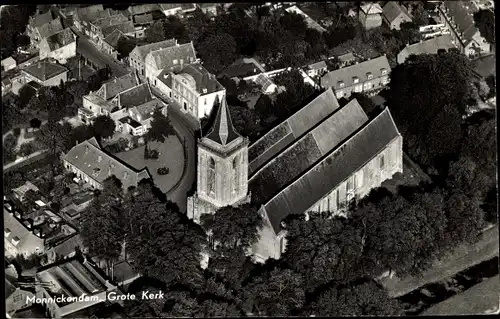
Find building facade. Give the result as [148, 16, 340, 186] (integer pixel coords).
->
[38, 28, 77, 64]
[382, 1, 413, 30]
[21, 60, 69, 87]
[128, 38, 178, 78]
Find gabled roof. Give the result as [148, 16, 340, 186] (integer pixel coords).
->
[76, 5, 111, 22]
[29, 10, 54, 29]
[44, 28, 76, 51]
[4, 210, 45, 254]
[103, 29, 125, 48]
[99, 73, 138, 100]
[250, 98, 369, 205]
[126, 4, 160, 16]
[36, 17, 64, 39]
[92, 13, 129, 29]
[442, 1, 479, 42]
[177, 63, 223, 95]
[147, 42, 197, 71]
[285, 5, 327, 32]
[131, 99, 165, 122]
[116, 83, 154, 108]
[308, 61, 327, 70]
[321, 55, 391, 90]
[205, 99, 241, 146]
[134, 13, 154, 25]
[360, 3, 383, 15]
[262, 107, 401, 234]
[1, 56, 16, 67]
[5, 277, 17, 299]
[62, 138, 150, 191]
[22, 60, 68, 82]
[132, 38, 178, 60]
[102, 21, 135, 38]
[398, 35, 455, 63]
[383, 1, 412, 23]
[249, 88, 339, 174]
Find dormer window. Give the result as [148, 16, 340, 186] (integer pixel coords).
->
[11, 236, 20, 246]
[202, 88, 207, 94]
[353, 76, 359, 84]
[381, 68, 388, 75]
[366, 72, 373, 80]
[4, 228, 11, 238]
[338, 81, 345, 88]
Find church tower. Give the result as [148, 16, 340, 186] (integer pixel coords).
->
[187, 99, 250, 223]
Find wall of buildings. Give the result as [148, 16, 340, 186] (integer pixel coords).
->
[334, 72, 390, 99]
[63, 160, 102, 189]
[44, 42, 77, 64]
[23, 70, 68, 87]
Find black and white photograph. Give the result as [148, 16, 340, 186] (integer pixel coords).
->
[2, 1, 497, 318]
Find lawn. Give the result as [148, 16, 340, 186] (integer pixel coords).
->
[114, 136, 184, 193]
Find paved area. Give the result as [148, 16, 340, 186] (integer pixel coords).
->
[421, 274, 500, 315]
[380, 226, 499, 298]
[71, 26, 130, 77]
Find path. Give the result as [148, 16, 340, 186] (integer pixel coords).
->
[3, 149, 47, 171]
[380, 226, 499, 298]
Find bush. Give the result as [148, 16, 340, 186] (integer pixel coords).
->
[144, 145, 160, 159]
[19, 142, 38, 157]
[13, 127, 21, 136]
[157, 167, 169, 175]
[104, 138, 129, 154]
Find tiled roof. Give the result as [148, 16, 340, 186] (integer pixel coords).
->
[205, 98, 241, 146]
[263, 107, 401, 234]
[63, 138, 150, 191]
[360, 3, 383, 15]
[220, 61, 261, 78]
[1, 56, 16, 67]
[308, 61, 327, 70]
[442, 1, 479, 42]
[255, 73, 276, 92]
[249, 88, 339, 173]
[76, 4, 104, 19]
[103, 29, 125, 48]
[132, 99, 165, 121]
[30, 10, 54, 29]
[147, 42, 197, 71]
[102, 21, 135, 38]
[76, 5, 112, 22]
[45, 28, 76, 51]
[12, 181, 40, 197]
[472, 54, 496, 78]
[249, 99, 368, 205]
[50, 234, 84, 258]
[338, 52, 356, 62]
[134, 13, 154, 25]
[116, 83, 154, 108]
[127, 4, 160, 16]
[383, 1, 412, 23]
[321, 55, 391, 90]
[133, 38, 178, 60]
[22, 60, 68, 81]
[101, 73, 138, 100]
[178, 63, 223, 95]
[37, 17, 64, 39]
[4, 210, 45, 254]
[92, 13, 129, 29]
[398, 35, 456, 63]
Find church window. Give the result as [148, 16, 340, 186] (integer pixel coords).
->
[232, 156, 239, 194]
[380, 155, 385, 170]
[208, 157, 216, 196]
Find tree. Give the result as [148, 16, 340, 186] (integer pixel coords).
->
[145, 16, 190, 45]
[227, 103, 261, 140]
[444, 190, 485, 246]
[473, 9, 495, 44]
[279, 12, 308, 38]
[92, 115, 116, 141]
[145, 107, 175, 143]
[485, 75, 495, 98]
[307, 279, 404, 316]
[116, 36, 138, 60]
[0, 5, 36, 59]
[201, 204, 263, 250]
[197, 32, 238, 74]
[342, 92, 378, 116]
[69, 124, 95, 147]
[254, 94, 274, 121]
[18, 85, 36, 109]
[3, 134, 18, 163]
[37, 120, 72, 157]
[30, 118, 42, 129]
[446, 156, 492, 200]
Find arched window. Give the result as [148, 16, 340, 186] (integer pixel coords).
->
[208, 157, 216, 196]
[232, 156, 239, 194]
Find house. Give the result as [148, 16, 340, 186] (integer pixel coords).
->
[22, 59, 69, 87]
[359, 3, 384, 29]
[62, 137, 151, 191]
[80, 72, 139, 123]
[100, 29, 131, 60]
[397, 34, 456, 64]
[128, 38, 178, 78]
[2, 56, 17, 71]
[144, 41, 198, 83]
[45, 233, 86, 264]
[2, 77, 12, 95]
[155, 63, 225, 119]
[28, 17, 64, 49]
[26, 10, 55, 42]
[38, 28, 77, 64]
[219, 60, 262, 81]
[12, 181, 40, 202]
[4, 209, 45, 257]
[254, 73, 278, 94]
[35, 257, 125, 318]
[187, 89, 403, 262]
[336, 52, 357, 67]
[117, 97, 167, 136]
[197, 3, 219, 16]
[305, 60, 328, 78]
[383, 1, 413, 30]
[159, 3, 197, 17]
[285, 5, 327, 32]
[73, 5, 117, 37]
[123, 3, 162, 23]
[437, 1, 491, 58]
[112, 260, 141, 287]
[321, 55, 391, 99]
[5, 277, 35, 316]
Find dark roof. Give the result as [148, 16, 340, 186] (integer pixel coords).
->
[249, 88, 339, 174]
[92, 13, 129, 29]
[383, 1, 412, 23]
[5, 277, 16, 299]
[205, 99, 241, 146]
[113, 260, 138, 283]
[147, 42, 197, 71]
[132, 99, 165, 121]
[249, 99, 368, 205]
[103, 29, 125, 48]
[397, 35, 455, 63]
[63, 137, 150, 190]
[134, 13, 154, 25]
[178, 63, 223, 95]
[472, 54, 496, 78]
[133, 38, 178, 60]
[44, 28, 76, 51]
[100, 73, 138, 100]
[220, 61, 260, 78]
[116, 83, 154, 108]
[126, 4, 160, 16]
[29, 10, 54, 29]
[442, 1, 479, 42]
[263, 107, 401, 234]
[23, 60, 68, 81]
[102, 21, 135, 38]
[37, 17, 64, 39]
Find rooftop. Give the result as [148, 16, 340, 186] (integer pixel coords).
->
[398, 35, 456, 63]
[98, 72, 138, 101]
[126, 3, 161, 16]
[22, 60, 69, 82]
[62, 138, 151, 191]
[249, 88, 340, 174]
[220, 61, 261, 79]
[255, 73, 276, 92]
[91, 13, 129, 29]
[103, 29, 126, 48]
[204, 99, 241, 146]
[360, 3, 384, 15]
[44, 28, 76, 51]
[383, 1, 412, 23]
[37, 17, 64, 39]
[262, 107, 401, 234]
[4, 209, 44, 255]
[285, 6, 327, 33]
[321, 55, 391, 90]
[176, 63, 223, 95]
[115, 83, 154, 108]
[146, 42, 197, 71]
[101, 20, 135, 38]
[29, 10, 54, 29]
[131, 98, 165, 122]
[337, 52, 356, 62]
[308, 61, 328, 70]
[442, 1, 480, 42]
[132, 38, 177, 60]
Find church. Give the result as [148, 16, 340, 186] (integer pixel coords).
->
[187, 88, 403, 262]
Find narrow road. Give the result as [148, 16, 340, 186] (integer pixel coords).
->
[3, 150, 48, 172]
[70, 26, 129, 77]
[380, 226, 499, 298]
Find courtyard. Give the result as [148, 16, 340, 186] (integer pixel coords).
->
[114, 137, 185, 194]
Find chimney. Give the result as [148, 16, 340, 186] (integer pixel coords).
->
[108, 165, 112, 176]
[98, 155, 102, 162]
[123, 171, 128, 179]
[85, 145, 89, 154]
[180, 58, 184, 68]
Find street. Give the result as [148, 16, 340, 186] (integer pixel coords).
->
[70, 26, 129, 77]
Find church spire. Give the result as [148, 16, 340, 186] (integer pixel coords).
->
[205, 98, 241, 146]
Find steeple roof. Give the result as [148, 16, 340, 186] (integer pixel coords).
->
[205, 99, 240, 146]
